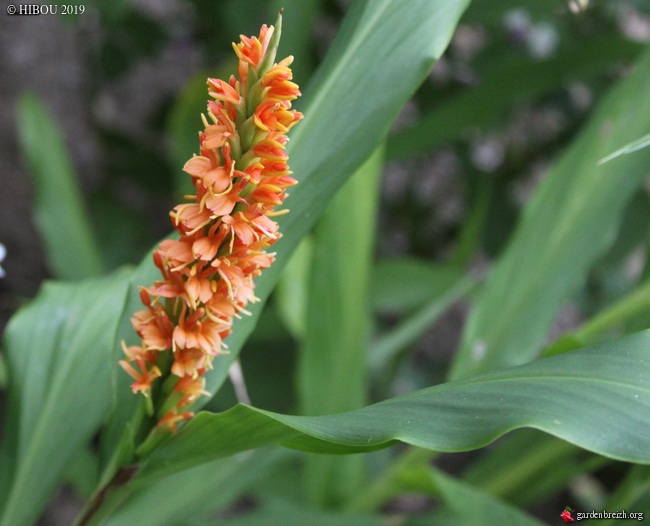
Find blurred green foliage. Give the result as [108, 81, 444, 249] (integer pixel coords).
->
[4, 0, 650, 524]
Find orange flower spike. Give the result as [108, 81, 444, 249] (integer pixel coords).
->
[122, 12, 300, 436]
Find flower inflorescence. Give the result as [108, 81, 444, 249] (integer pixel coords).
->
[120, 14, 301, 431]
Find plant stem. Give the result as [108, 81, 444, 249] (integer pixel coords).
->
[577, 279, 650, 341]
[543, 277, 650, 357]
[73, 465, 138, 526]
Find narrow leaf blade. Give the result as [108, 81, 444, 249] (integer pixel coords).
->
[451, 48, 650, 379]
[16, 93, 103, 280]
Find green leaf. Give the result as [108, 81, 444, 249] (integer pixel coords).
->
[298, 146, 383, 507]
[217, 499, 385, 526]
[429, 467, 546, 526]
[371, 259, 465, 313]
[131, 331, 650, 486]
[16, 92, 103, 280]
[450, 47, 650, 379]
[104, 449, 288, 526]
[0, 271, 130, 525]
[274, 237, 313, 338]
[598, 132, 650, 165]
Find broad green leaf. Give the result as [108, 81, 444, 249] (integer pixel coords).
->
[298, 146, 383, 506]
[216, 499, 385, 526]
[0, 271, 130, 525]
[131, 331, 650, 486]
[16, 93, 103, 280]
[463, 430, 607, 506]
[450, 48, 650, 379]
[104, 449, 287, 526]
[387, 35, 641, 160]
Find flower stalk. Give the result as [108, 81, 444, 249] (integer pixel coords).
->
[120, 11, 302, 435]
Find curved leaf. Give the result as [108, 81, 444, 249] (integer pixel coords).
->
[428, 468, 545, 526]
[104, 449, 288, 526]
[132, 331, 650, 486]
[0, 271, 131, 525]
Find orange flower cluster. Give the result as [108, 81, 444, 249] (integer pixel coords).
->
[120, 15, 301, 431]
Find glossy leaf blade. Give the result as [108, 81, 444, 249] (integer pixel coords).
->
[133, 331, 650, 485]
